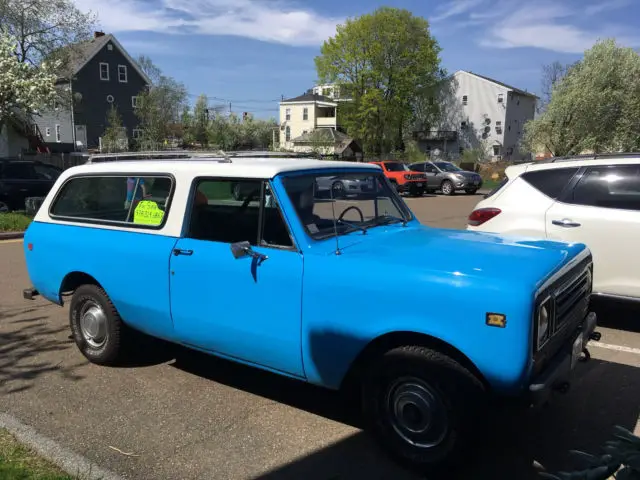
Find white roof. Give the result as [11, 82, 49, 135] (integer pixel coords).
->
[506, 155, 640, 178]
[65, 157, 380, 180]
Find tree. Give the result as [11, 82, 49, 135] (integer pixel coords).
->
[134, 56, 188, 149]
[0, 32, 57, 129]
[189, 94, 209, 146]
[0, 0, 96, 66]
[315, 7, 442, 156]
[522, 39, 640, 156]
[538, 61, 571, 113]
[101, 105, 126, 152]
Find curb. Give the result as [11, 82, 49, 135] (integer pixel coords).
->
[0, 412, 124, 480]
[0, 232, 24, 240]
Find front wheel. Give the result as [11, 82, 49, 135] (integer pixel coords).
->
[441, 180, 455, 196]
[69, 284, 128, 365]
[361, 346, 485, 473]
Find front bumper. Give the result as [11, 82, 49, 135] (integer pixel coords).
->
[528, 311, 598, 407]
[453, 178, 483, 190]
[397, 181, 426, 193]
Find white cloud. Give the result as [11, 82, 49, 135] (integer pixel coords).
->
[438, 0, 639, 53]
[430, 0, 485, 23]
[72, 0, 342, 47]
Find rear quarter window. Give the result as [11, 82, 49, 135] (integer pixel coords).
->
[521, 167, 579, 199]
[50, 174, 174, 228]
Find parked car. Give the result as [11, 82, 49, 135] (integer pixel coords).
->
[314, 175, 376, 198]
[409, 160, 483, 195]
[23, 156, 599, 472]
[0, 158, 62, 212]
[467, 153, 640, 304]
[369, 161, 427, 196]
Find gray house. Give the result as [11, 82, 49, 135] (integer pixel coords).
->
[34, 32, 151, 152]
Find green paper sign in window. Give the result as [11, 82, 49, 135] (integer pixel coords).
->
[133, 200, 165, 226]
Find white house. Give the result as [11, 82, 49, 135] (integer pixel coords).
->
[311, 83, 352, 102]
[279, 93, 338, 149]
[417, 70, 538, 162]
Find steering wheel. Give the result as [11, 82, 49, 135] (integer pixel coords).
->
[338, 205, 364, 223]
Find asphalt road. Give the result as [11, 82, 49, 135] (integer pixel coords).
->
[1, 192, 639, 480]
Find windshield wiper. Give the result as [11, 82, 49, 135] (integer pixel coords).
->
[337, 219, 368, 234]
[372, 214, 408, 227]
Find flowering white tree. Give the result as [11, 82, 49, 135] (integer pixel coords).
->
[0, 32, 58, 129]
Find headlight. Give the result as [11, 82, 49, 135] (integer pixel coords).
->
[585, 267, 593, 294]
[537, 299, 551, 348]
[454, 174, 464, 180]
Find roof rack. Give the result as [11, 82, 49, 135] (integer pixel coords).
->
[85, 150, 230, 164]
[538, 152, 640, 164]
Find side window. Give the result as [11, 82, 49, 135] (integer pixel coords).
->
[50, 175, 173, 227]
[424, 164, 437, 173]
[521, 167, 579, 199]
[4, 162, 37, 180]
[411, 164, 425, 172]
[569, 165, 640, 211]
[187, 179, 294, 248]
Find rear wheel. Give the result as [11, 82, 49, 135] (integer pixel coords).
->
[441, 180, 455, 196]
[361, 345, 485, 473]
[0, 201, 11, 213]
[69, 284, 129, 365]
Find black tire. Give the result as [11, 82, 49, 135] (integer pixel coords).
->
[465, 188, 478, 195]
[0, 200, 11, 213]
[426, 189, 436, 195]
[361, 345, 486, 473]
[441, 180, 455, 196]
[69, 284, 127, 365]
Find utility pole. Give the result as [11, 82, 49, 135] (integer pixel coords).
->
[229, 102, 232, 116]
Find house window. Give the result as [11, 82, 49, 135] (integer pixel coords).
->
[462, 95, 468, 105]
[99, 62, 109, 81]
[303, 107, 308, 121]
[493, 145, 500, 155]
[54, 99, 59, 110]
[496, 121, 502, 126]
[45, 127, 51, 137]
[118, 65, 128, 83]
[106, 95, 114, 103]
[460, 121, 467, 129]
[497, 93, 504, 103]
[107, 44, 113, 51]
[55, 125, 61, 142]
[132, 96, 138, 108]
[133, 129, 143, 139]
[285, 108, 291, 121]
[285, 126, 291, 142]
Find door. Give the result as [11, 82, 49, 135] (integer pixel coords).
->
[75, 125, 87, 148]
[423, 163, 440, 189]
[0, 161, 42, 210]
[545, 164, 640, 297]
[169, 178, 305, 377]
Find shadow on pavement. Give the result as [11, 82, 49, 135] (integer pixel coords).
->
[168, 339, 640, 480]
[0, 307, 86, 393]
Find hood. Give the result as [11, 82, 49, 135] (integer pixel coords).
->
[450, 170, 480, 178]
[336, 225, 585, 291]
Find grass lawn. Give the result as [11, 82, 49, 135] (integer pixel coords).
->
[0, 212, 33, 233]
[481, 179, 501, 191]
[0, 429, 74, 479]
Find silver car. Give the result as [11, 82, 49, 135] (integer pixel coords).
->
[408, 161, 483, 195]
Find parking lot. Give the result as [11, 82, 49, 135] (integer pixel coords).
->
[1, 192, 639, 480]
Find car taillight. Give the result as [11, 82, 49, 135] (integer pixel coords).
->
[468, 208, 501, 226]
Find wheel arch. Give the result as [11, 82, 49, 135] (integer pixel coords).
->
[59, 271, 103, 304]
[340, 331, 490, 394]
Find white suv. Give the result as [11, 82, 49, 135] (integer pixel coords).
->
[467, 154, 640, 302]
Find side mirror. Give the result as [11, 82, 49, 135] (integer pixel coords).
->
[231, 240, 252, 259]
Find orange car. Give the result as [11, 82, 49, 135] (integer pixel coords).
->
[369, 161, 427, 196]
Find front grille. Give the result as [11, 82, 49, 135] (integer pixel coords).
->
[531, 253, 592, 376]
[407, 174, 426, 180]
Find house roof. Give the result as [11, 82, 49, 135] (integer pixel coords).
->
[291, 129, 361, 154]
[56, 33, 151, 85]
[281, 93, 337, 105]
[457, 70, 539, 99]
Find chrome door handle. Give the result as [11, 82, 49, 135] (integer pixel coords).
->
[173, 248, 193, 256]
[552, 219, 581, 228]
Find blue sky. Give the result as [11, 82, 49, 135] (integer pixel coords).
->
[73, 0, 640, 119]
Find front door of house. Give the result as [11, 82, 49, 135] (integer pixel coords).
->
[75, 125, 87, 149]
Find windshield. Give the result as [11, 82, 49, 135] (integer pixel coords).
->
[383, 162, 409, 172]
[282, 171, 412, 240]
[434, 162, 462, 172]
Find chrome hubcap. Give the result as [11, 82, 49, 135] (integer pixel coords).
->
[386, 377, 448, 448]
[79, 301, 107, 348]
[443, 183, 452, 194]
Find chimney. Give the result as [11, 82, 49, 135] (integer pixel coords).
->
[94, 31, 105, 38]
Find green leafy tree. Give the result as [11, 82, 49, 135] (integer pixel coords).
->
[523, 39, 640, 156]
[190, 94, 209, 146]
[134, 55, 188, 149]
[0, 32, 58, 130]
[101, 105, 126, 152]
[315, 7, 442, 156]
